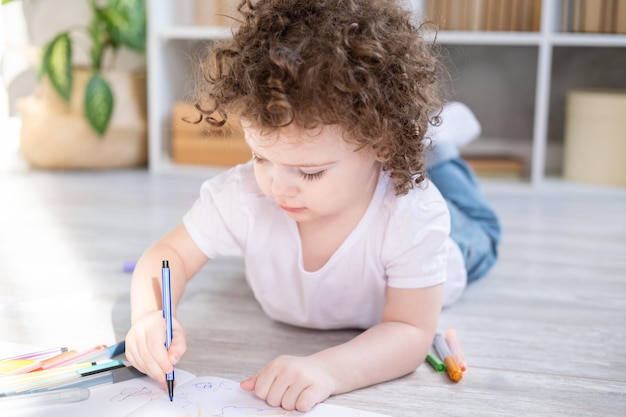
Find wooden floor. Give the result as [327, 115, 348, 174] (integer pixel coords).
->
[1, 166, 625, 416]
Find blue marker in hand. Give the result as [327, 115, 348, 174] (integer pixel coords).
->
[161, 260, 175, 401]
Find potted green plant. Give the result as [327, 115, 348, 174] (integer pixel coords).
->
[3, 0, 146, 134]
[2, 0, 148, 168]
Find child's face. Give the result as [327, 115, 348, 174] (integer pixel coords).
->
[244, 123, 381, 224]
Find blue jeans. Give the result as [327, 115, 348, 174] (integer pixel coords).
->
[426, 142, 502, 283]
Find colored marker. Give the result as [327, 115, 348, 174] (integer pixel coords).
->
[0, 363, 96, 395]
[433, 333, 462, 382]
[31, 350, 79, 372]
[0, 362, 94, 388]
[39, 345, 107, 370]
[0, 347, 67, 362]
[77, 360, 126, 377]
[3, 348, 75, 375]
[0, 360, 37, 374]
[2, 350, 77, 376]
[0, 387, 89, 410]
[162, 260, 175, 401]
[105, 341, 126, 358]
[123, 261, 136, 273]
[4, 360, 43, 375]
[0, 361, 125, 396]
[51, 365, 144, 391]
[425, 352, 445, 372]
[445, 328, 467, 372]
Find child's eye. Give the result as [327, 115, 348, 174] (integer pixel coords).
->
[252, 153, 266, 164]
[299, 170, 325, 181]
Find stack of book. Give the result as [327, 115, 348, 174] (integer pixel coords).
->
[424, 0, 626, 33]
[561, 0, 626, 33]
[423, 0, 542, 32]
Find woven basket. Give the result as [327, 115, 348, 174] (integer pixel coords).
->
[18, 68, 147, 169]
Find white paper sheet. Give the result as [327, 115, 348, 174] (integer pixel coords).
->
[6, 368, 391, 417]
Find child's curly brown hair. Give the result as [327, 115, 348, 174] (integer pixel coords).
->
[197, 0, 444, 195]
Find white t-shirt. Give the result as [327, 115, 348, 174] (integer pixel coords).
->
[184, 162, 462, 330]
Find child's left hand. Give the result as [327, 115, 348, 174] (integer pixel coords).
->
[240, 355, 336, 412]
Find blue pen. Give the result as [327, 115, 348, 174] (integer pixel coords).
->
[161, 260, 175, 401]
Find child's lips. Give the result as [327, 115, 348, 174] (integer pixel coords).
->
[279, 205, 307, 213]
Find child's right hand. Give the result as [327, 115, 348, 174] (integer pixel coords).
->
[125, 310, 187, 383]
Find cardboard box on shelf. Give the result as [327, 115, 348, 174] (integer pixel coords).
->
[463, 154, 526, 180]
[171, 102, 251, 167]
[194, 0, 240, 27]
[563, 89, 626, 186]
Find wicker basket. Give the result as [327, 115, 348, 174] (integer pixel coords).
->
[18, 68, 147, 169]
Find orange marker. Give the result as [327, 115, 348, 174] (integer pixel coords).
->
[30, 350, 79, 372]
[6, 354, 77, 376]
[40, 345, 107, 370]
[445, 328, 467, 372]
[433, 333, 462, 382]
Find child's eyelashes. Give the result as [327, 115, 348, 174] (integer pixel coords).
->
[252, 153, 325, 181]
[252, 153, 266, 163]
[299, 170, 325, 181]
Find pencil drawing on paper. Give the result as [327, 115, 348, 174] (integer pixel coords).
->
[96, 375, 384, 417]
[110, 386, 157, 403]
[193, 380, 233, 392]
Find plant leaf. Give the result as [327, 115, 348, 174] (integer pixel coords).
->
[84, 74, 114, 136]
[44, 33, 73, 102]
[38, 41, 52, 81]
[101, 0, 146, 52]
[1, 0, 18, 4]
[88, 10, 108, 69]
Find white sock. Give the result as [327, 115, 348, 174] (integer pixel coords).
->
[428, 102, 481, 148]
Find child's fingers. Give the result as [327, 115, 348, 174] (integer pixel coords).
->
[126, 329, 165, 383]
[146, 327, 173, 374]
[125, 311, 172, 381]
[240, 374, 257, 391]
[124, 339, 146, 373]
[168, 319, 187, 364]
[281, 382, 314, 412]
[125, 312, 187, 383]
[250, 366, 275, 401]
[294, 385, 325, 412]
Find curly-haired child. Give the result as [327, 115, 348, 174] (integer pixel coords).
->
[126, 0, 501, 412]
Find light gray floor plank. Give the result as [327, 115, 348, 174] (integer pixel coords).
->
[1, 169, 625, 416]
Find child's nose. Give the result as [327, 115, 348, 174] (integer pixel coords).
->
[270, 168, 298, 198]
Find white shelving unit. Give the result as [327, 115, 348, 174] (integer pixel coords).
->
[147, 1, 626, 185]
[147, 2, 233, 177]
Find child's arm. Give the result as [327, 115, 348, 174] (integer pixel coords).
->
[241, 284, 444, 412]
[125, 223, 209, 383]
